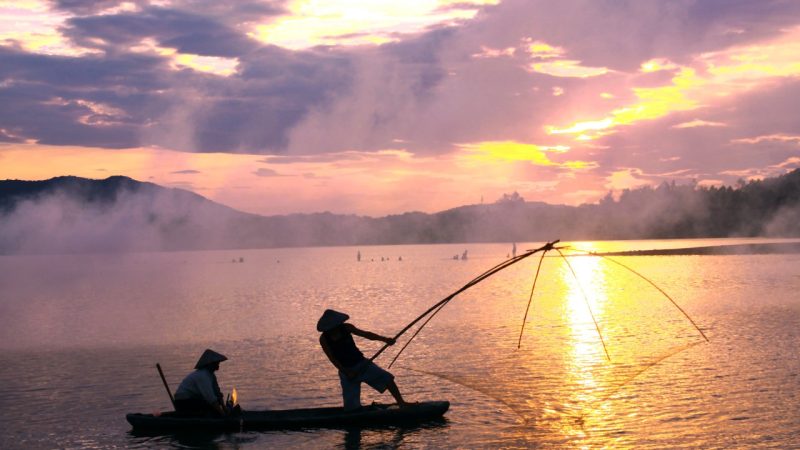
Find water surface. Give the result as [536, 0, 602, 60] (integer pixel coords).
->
[1, 238, 799, 448]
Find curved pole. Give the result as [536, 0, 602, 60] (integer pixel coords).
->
[517, 249, 548, 349]
[567, 248, 709, 342]
[371, 254, 525, 362]
[555, 248, 611, 361]
[387, 300, 449, 369]
[371, 240, 560, 363]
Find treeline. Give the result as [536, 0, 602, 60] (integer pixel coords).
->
[344, 168, 800, 243]
[1, 169, 798, 253]
[578, 169, 800, 239]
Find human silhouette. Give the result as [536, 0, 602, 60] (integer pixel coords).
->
[317, 310, 411, 410]
[173, 349, 230, 417]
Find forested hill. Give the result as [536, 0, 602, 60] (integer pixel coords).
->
[576, 168, 800, 239]
[1, 169, 798, 253]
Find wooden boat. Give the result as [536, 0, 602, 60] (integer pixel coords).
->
[126, 401, 449, 432]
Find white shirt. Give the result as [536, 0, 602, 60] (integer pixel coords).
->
[174, 369, 219, 405]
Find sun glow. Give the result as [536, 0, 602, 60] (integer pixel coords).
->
[547, 118, 614, 135]
[526, 40, 565, 59]
[673, 119, 727, 129]
[131, 39, 239, 76]
[640, 58, 678, 73]
[250, 0, 498, 49]
[561, 251, 608, 393]
[528, 60, 609, 78]
[0, 0, 100, 56]
[460, 140, 588, 166]
[546, 27, 800, 141]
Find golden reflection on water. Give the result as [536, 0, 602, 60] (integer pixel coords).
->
[538, 244, 673, 442]
[534, 244, 705, 445]
[563, 248, 608, 365]
[2, 242, 798, 448]
[560, 248, 611, 439]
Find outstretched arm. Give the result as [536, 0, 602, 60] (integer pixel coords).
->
[347, 323, 395, 345]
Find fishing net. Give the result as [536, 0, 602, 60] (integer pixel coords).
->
[375, 245, 707, 435]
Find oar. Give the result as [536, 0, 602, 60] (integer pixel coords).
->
[156, 363, 176, 410]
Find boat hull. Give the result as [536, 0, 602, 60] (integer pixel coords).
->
[126, 401, 450, 432]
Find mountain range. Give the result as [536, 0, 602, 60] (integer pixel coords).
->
[1, 169, 799, 253]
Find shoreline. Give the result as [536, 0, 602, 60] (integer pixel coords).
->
[593, 242, 800, 256]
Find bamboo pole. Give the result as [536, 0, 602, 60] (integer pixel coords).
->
[517, 249, 548, 349]
[371, 240, 560, 364]
[156, 363, 176, 410]
[555, 248, 611, 361]
[566, 248, 709, 342]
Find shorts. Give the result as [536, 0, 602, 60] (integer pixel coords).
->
[338, 359, 394, 410]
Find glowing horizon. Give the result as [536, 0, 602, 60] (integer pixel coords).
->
[2, 1, 800, 215]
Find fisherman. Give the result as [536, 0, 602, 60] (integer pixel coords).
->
[317, 309, 411, 411]
[173, 349, 229, 416]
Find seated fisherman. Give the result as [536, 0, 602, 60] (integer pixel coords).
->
[173, 349, 229, 416]
[317, 309, 411, 411]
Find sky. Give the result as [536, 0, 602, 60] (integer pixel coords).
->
[1, 0, 799, 216]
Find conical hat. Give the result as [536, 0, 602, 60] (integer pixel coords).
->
[194, 349, 228, 369]
[317, 309, 349, 332]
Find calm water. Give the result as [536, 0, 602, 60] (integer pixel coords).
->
[1, 238, 799, 449]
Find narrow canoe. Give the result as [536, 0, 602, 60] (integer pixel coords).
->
[126, 401, 449, 432]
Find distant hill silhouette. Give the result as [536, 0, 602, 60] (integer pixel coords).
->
[1, 169, 799, 253]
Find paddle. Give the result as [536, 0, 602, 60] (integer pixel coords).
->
[156, 363, 176, 410]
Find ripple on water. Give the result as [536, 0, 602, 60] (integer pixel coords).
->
[0, 243, 799, 448]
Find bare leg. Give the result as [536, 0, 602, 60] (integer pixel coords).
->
[386, 380, 409, 406]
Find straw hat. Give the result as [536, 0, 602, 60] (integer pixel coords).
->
[317, 309, 349, 332]
[194, 349, 228, 369]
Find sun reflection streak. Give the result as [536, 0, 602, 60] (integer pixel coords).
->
[560, 249, 609, 362]
[556, 246, 617, 436]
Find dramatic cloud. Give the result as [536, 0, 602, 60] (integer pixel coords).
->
[2, 0, 800, 214]
[62, 7, 262, 57]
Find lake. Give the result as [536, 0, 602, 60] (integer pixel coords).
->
[1, 238, 799, 449]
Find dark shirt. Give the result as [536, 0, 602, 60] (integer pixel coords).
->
[321, 325, 365, 368]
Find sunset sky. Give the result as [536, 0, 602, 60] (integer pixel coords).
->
[1, 0, 799, 216]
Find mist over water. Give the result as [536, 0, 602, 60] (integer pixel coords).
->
[1, 239, 799, 448]
[2, 170, 799, 255]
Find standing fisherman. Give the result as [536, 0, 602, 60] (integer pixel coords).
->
[317, 309, 411, 411]
[173, 349, 229, 416]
